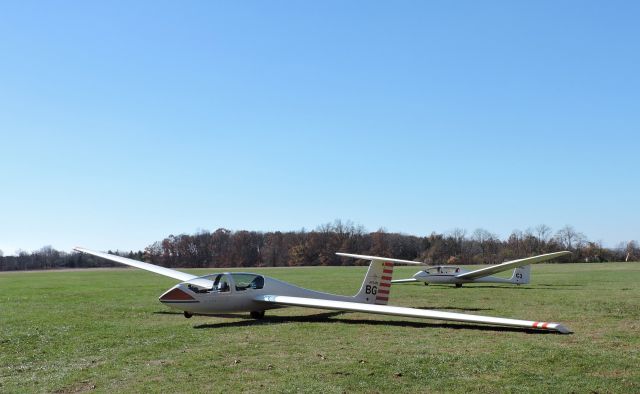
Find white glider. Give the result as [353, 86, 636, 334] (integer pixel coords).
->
[391, 251, 571, 287]
[74, 247, 571, 334]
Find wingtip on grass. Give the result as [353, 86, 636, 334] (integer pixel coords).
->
[556, 324, 572, 334]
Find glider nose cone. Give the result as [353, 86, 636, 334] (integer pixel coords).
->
[159, 287, 195, 302]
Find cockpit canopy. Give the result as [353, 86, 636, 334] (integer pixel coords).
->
[423, 266, 461, 275]
[191, 273, 265, 293]
[230, 273, 264, 290]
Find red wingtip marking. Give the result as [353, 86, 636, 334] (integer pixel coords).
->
[541, 322, 549, 329]
[532, 321, 539, 328]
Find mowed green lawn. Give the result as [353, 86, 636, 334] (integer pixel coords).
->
[1, 263, 639, 393]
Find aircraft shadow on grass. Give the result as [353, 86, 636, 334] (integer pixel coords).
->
[154, 305, 492, 315]
[536, 284, 584, 287]
[430, 284, 584, 290]
[153, 311, 186, 315]
[415, 306, 494, 312]
[189, 311, 566, 334]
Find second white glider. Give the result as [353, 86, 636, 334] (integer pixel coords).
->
[391, 251, 571, 287]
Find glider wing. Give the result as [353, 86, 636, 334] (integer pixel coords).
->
[74, 247, 214, 288]
[454, 251, 571, 280]
[254, 295, 570, 333]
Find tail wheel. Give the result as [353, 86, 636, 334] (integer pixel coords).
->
[250, 310, 265, 319]
[423, 282, 429, 286]
[455, 283, 463, 288]
[184, 311, 193, 318]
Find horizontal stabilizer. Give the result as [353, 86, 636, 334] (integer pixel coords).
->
[336, 253, 423, 265]
[390, 278, 419, 284]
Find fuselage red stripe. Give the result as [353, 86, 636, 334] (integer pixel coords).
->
[541, 322, 549, 329]
[379, 283, 391, 288]
[377, 289, 389, 294]
[532, 321, 539, 328]
[381, 276, 392, 281]
[376, 296, 389, 301]
[383, 269, 393, 274]
[383, 262, 393, 267]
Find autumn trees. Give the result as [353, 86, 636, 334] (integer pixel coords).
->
[0, 222, 637, 270]
[95, 222, 637, 267]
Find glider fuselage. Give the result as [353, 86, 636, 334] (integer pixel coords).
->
[159, 273, 359, 315]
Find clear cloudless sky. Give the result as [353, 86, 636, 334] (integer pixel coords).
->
[0, 1, 638, 255]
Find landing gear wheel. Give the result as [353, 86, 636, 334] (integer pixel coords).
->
[250, 310, 265, 319]
[455, 283, 463, 288]
[423, 282, 429, 286]
[183, 311, 193, 319]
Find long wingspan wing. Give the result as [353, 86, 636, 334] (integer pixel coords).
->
[74, 247, 214, 288]
[255, 295, 570, 333]
[455, 251, 571, 280]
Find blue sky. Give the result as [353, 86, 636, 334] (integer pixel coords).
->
[1, 1, 638, 254]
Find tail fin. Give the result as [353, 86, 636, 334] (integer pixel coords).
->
[510, 264, 531, 284]
[336, 253, 422, 305]
[354, 259, 394, 304]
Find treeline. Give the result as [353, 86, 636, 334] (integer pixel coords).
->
[1, 221, 639, 271]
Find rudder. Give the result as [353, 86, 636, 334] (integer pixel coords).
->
[354, 260, 394, 305]
[510, 264, 531, 284]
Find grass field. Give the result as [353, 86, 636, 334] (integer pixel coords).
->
[1, 263, 639, 393]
